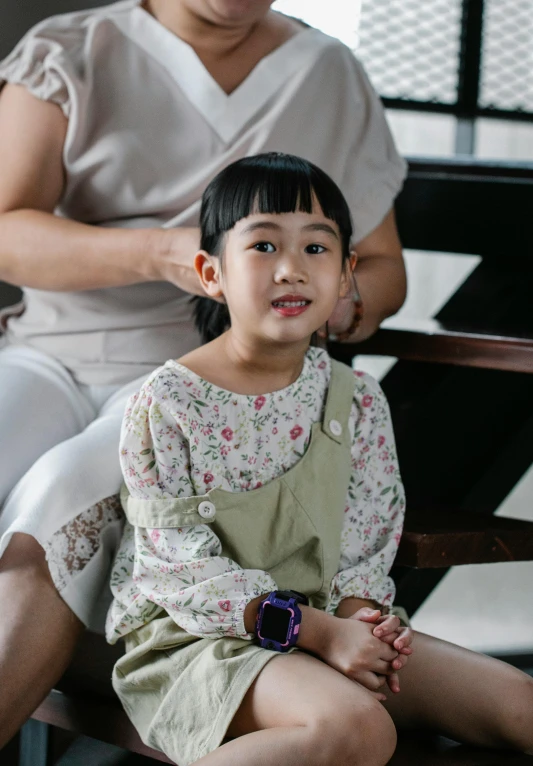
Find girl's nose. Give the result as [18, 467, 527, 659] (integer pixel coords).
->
[274, 254, 308, 284]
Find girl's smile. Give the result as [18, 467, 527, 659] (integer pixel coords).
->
[271, 293, 312, 317]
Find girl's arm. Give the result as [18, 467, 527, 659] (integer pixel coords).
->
[0, 85, 203, 294]
[118, 377, 278, 640]
[327, 371, 406, 616]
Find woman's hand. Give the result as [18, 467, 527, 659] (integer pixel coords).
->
[351, 607, 414, 694]
[154, 227, 204, 295]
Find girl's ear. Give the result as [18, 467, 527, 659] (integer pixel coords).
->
[339, 249, 358, 297]
[194, 251, 224, 299]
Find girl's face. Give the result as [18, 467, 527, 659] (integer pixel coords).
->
[198, 202, 349, 346]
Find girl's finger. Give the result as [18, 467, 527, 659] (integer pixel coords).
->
[352, 679, 387, 703]
[391, 654, 409, 671]
[351, 608, 382, 624]
[373, 616, 400, 637]
[387, 672, 401, 694]
[374, 630, 401, 646]
[393, 627, 415, 651]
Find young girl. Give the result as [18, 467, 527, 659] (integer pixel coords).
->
[107, 153, 533, 766]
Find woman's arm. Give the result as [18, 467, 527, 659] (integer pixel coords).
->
[0, 84, 202, 294]
[327, 208, 406, 342]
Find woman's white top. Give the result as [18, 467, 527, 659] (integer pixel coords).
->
[0, 0, 407, 386]
[107, 347, 405, 642]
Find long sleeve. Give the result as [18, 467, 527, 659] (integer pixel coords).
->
[327, 372, 405, 614]
[108, 373, 276, 643]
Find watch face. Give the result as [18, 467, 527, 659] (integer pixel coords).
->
[261, 603, 291, 642]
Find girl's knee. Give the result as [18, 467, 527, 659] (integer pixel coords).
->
[493, 671, 533, 752]
[309, 696, 397, 766]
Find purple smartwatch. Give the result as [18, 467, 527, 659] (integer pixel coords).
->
[256, 590, 309, 652]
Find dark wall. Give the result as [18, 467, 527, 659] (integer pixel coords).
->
[1, 0, 112, 59]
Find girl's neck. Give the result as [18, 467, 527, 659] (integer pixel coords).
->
[179, 332, 311, 396]
[223, 332, 310, 393]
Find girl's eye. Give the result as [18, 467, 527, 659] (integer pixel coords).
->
[305, 244, 327, 255]
[254, 242, 276, 253]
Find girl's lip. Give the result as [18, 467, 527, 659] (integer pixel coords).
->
[272, 294, 311, 303]
[271, 297, 311, 318]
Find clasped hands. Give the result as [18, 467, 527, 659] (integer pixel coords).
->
[321, 607, 414, 701]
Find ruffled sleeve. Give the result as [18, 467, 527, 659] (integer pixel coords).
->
[107, 369, 277, 643]
[327, 371, 405, 614]
[0, 21, 75, 116]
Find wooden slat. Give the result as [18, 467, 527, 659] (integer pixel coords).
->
[31, 689, 174, 764]
[396, 511, 533, 568]
[329, 319, 533, 373]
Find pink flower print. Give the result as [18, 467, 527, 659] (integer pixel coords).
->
[272, 427, 278, 435]
[255, 482, 263, 489]
[213, 404, 219, 413]
[204, 472, 214, 485]
[220, 445, 230, 456]
[354, 370, 365, 378]
[290, 425, 303, 441]
[150, 530, 161, 544]
[221, 427, 234, 442]
[218, 600, 231, 612]
[254, 395, 266, 411]
[146, 396, 152, 407]
[362, 394, 373, 408]
[378, 435, 386, 448]
[318, 360, 327, 370]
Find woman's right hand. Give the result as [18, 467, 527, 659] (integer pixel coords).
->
[154, 227, 204, 295]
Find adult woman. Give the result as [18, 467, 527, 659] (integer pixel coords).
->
[0, 0, 406, 744]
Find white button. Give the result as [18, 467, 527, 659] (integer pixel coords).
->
[198, 501, 216, 520]
[329, 419, 343, 437]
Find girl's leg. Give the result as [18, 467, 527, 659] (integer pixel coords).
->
[194, 651, 397, 766]
[381, 631, 533, 753]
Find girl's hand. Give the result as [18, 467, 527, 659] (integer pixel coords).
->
[350, 608, 413, 694]
[318, 614, 399, 701]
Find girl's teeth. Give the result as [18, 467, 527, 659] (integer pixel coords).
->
[274, 301, 307, 307]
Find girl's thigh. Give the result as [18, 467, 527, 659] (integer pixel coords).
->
[382, 631, 533, 750]
[227, 651, 396, 755]
[0, 348, 94, 504]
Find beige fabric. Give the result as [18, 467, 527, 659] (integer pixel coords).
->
[113, 360, 356, 765]
[0, 0, 406, 385]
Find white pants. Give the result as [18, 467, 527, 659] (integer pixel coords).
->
[0, 345, 148, 629]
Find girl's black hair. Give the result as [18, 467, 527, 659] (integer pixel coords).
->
[193, 152, 353, 343]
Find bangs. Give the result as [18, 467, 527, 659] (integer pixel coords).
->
[200, 153, 353, 256]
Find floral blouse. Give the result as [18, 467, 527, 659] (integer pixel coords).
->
[106, 347, 405, 643]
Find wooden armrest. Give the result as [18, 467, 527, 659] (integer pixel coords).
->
[396, 510, 533, 568]
[329, 319, 533, 373]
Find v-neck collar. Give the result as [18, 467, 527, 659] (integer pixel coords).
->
[112, 1, 331, 143]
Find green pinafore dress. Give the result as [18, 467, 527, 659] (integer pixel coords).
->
[113, 360, 356, 765]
